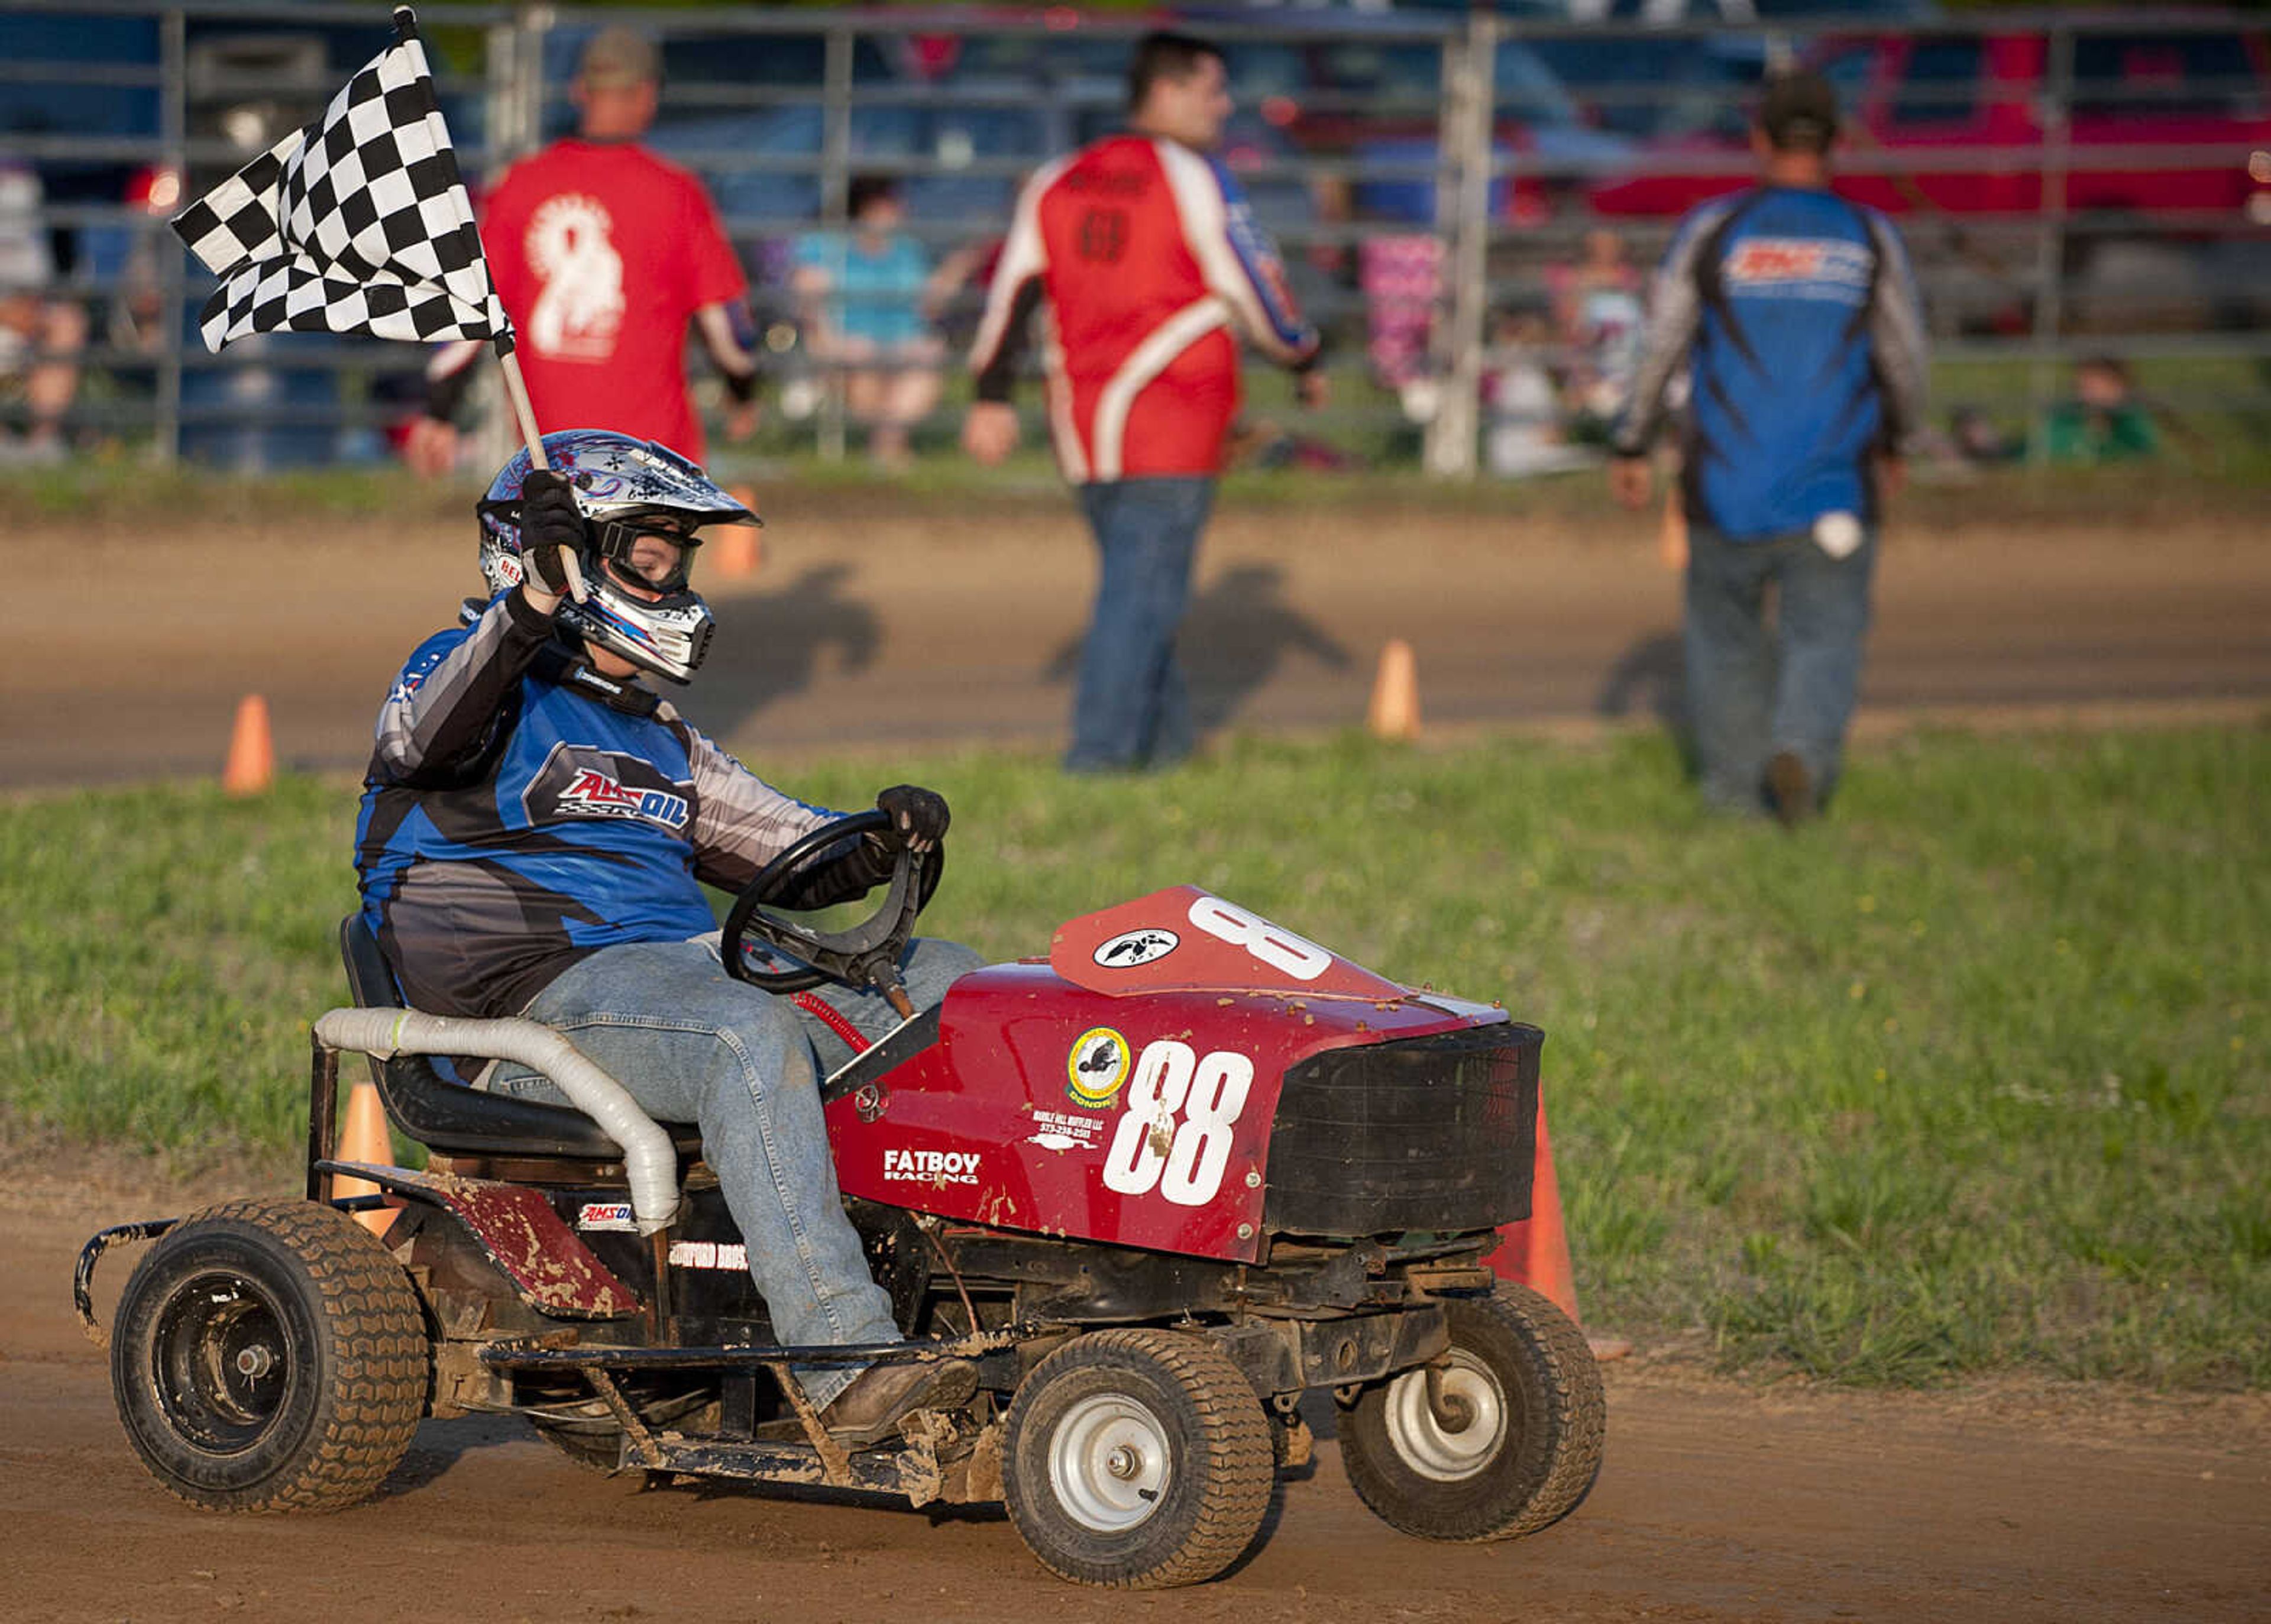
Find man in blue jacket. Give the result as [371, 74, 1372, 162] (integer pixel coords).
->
[357, 429, 978, 1442]
[1609, 70, 1928, 824]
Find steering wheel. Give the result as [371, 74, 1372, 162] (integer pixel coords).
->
[720, 810, 941, 1014]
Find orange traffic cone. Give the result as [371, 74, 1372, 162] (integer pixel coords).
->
[1484, 1095, 1631, 1360]
[330, 1076, 397, 1236]
[221, 694, 274, 797]
[1366, 638, 1421, 740]
[710, 484, 763, 580]
[710, 523, 761, 578]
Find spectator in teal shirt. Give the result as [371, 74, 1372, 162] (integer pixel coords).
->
[792, 176, 968, 471]
[2044, 356, 2160, 465]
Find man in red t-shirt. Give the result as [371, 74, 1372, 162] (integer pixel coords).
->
[407, 28, 758, 475]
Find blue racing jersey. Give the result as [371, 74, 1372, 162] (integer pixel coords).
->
[355, 591, 849, 1019]
[1611, 185, 1928, 541]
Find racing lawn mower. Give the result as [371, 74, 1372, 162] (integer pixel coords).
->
[77, 814, 1604, 1589]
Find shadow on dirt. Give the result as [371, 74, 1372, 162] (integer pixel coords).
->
[703, 563, 881, 732]
[1042, 563, 1351, 736]
[376, 1413, 533, 1501]
[381, 1415, 1017, 1525]
[1215, 1400, 1331, 1581]
[1596, 629, 1695, 772]
[668, 1472, 1012, 1526]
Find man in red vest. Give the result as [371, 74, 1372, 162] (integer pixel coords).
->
[962, 31, 1325, 773]
[407, 27, 758, 475]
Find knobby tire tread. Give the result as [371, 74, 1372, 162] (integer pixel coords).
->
[1492, 1284, 1607, 1537]
[1342, 1284, 1606, 1542]
[135, 1198, 427, 1515]
[1008, 1328, 1274, 1590]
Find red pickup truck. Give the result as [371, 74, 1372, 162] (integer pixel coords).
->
[1586, 26, 2271, 228]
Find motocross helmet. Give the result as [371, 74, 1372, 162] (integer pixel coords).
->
[477, 429, 758, 684]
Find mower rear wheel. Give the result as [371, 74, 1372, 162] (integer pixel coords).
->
[1340, 1286, 1603, 1542]
[1002, 1328, 1274, 1589]
[110, 1198, 428, 1513]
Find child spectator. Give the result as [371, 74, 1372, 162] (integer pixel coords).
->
[1547, 228, 1644, 429]
[2045, 357, 2159, 464]
[792, 176, 966, 471]
[1483, 303, 1594, 478]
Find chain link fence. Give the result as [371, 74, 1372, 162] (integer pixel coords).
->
[2, 2, 2266, 475]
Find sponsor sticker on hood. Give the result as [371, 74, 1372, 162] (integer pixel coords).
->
[1026, 1108, 1109, 1154]
[1066, 1026, 1131, 1108]
[1094, 928, 1178, 968]
[882, 1148, 982, 1186]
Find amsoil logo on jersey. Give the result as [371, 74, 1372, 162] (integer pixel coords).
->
[526, 745, 693, 833]
[560, 768, 691, 826]
[1724, 238, 1871, 290]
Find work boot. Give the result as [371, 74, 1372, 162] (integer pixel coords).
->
[819, 1356, 979, 1446]
[1766, 750, 1815, 829]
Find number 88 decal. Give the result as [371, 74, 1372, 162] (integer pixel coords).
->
[1102, 1040, 1254, 1207]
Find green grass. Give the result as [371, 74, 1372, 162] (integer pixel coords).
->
[4, 726, 2264, 1389]
[27, 390, 2271, 534]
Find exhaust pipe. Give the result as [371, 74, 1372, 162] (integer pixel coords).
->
[313, 1008, 681, 1233]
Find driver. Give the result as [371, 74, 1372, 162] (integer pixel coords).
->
[354, 428, 981, 1444]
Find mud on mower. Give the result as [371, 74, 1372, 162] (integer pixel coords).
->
[78, 813, 1604, 1589]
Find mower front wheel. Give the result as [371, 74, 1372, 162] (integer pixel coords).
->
[1340, 1285, 1604, 1542]
[1001, 1328, 1274, 1589]
[110, 1198, 429, 1513]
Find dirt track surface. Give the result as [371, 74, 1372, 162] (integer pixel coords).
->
[7, 1167, 2267, 1624]
[9, 500, 2269, 789]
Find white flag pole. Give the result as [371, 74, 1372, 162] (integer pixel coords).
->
[391, 6, 583, 600]
[492, 332, 585, 600]
[493, 342, 545, 470]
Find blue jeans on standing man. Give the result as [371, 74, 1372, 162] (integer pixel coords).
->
[1683, 522, 1877, 814]
[486, 934, 982, 1407]
[1066, 475, 1217, 772]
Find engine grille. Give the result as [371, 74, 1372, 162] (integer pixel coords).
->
[1263, 1023, 1542, 1238]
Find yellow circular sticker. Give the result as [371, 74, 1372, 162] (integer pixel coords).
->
[1066, 1027, 1131, 1109]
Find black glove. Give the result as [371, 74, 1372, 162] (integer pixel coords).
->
[875, 784, 950, 853]
[518, 470, 585, 595]
[775, 788, 950, 910]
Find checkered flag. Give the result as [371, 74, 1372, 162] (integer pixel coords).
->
[171, 8, 507, 353]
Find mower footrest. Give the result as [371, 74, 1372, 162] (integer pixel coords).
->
[640, 1436, 915, 1492]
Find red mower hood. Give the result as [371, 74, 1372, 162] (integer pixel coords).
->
[1051, 885, 1416, 1004]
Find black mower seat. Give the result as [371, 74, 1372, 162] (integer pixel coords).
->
[338, 916, 701, 1162]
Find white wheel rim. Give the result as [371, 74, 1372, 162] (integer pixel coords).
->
[1382, 1351, 1507, 1482]
[1047, 1393, 1173, 1532]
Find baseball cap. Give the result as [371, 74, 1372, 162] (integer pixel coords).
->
[1758, 69, 1839, 151]
[576, 26, 660, 90]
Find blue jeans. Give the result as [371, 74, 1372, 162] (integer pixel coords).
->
[1066, 476, 1216, 772]
[487, 934, 982, 1406]
[1684, 523, 1877, 814]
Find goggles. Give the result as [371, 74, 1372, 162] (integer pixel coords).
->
[590, 515, 701, 596]
[477, 500, 706, 597]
